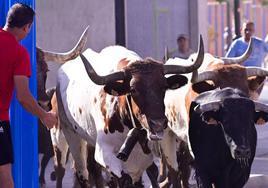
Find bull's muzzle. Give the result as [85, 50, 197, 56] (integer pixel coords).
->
[234, 146, 251, 159]
[147, 118, 168, 141]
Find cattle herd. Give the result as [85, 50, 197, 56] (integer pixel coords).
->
[37, 27, 268, 188]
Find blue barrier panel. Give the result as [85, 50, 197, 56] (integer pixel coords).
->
[0, 0, 38, 187]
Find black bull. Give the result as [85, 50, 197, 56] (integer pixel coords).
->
[188, 87, 268, 188]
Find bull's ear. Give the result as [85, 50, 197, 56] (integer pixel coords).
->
[104, 81, 130, 96]
[166, 75, 188, 90]
[248, 76, 265, 97]
[254, 111, 268, 125]
[192, 81, 216, 94]
[248, 76, 265, 90]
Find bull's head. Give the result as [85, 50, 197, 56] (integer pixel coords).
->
[193, 88, 268, 166]
[191, 39, 268, 100]
[80, 36, 204, 140]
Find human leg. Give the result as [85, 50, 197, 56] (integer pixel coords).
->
[0, 163, 14, 188]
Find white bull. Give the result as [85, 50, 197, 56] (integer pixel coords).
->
[50, 35, 204, 187]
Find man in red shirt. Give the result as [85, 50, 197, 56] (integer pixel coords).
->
[0, 3, 57, 187]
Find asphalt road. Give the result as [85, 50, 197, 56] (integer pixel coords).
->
[42, 127, 268, 188]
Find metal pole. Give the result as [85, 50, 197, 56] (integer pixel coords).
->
[115, 0, 126, 46]
[224, 0, 233, 52]
[233, 0, 241, 40]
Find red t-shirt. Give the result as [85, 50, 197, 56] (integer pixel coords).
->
[0, 28, 31, 121]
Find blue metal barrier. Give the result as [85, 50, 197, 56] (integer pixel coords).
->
[0, 0, 38, 187]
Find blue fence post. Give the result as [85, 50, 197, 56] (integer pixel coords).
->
[0, 0, 38, 187]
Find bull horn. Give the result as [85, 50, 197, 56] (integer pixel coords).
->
[41, 26, 89, 63]
[194, 100, 222, 114]
[246, 67, 268, 77]
[163, 35, 204, 74]
[220, 38, 253, 65]
[191, 70, 218, 83]
[164, 46, 169, 63]
[80, 54, 126, 85]
[254, 101, 268, 113]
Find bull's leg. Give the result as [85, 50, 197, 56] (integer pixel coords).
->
[159, 128, 179, 187]
[158, 155, 167, 183]
[118, 172, 134, 188]
[107, 172, 134, 188]
[146, 162, 159, 188]
[177, 141, 193, 188]
[60, 125, 90, 188]
[39, 150, 53, 186]
[50, 127, 69, 188]
[53, 145, 68, 188]
[87, 145, 104, 188]
[38, 120, 54, 187]
[159, 165, 180, 188]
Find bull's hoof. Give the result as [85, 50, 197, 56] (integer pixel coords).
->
[50, 171, 56, 181]
[116, 152, 128, 162]
[118, 172, 133, 188]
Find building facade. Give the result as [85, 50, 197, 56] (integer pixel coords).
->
[36, 0, 208, 88]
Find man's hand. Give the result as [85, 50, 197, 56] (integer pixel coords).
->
[14, 75, 57, 129]
[40, 111, 57, 129]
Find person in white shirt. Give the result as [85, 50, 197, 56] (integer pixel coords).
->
[171, 34, 194, 59]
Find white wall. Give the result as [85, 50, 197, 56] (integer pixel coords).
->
[189, 0, 208, 51]
[36, 0, 115, 88]
[125, 0, 190, 60]
[36, 0, 207, 88]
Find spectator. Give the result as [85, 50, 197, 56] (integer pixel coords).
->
[225, 21, 268, 67]
[171, 34, 194, 59]
[0, 3, 57, 187]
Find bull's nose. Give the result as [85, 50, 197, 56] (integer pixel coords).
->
[147, 118, 167, 141]
[235, 147, 251, 158]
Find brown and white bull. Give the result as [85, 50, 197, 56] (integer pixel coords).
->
[164, 38, 268, 187]
[53, 36, 204, 187]
[37, 26, 88, 187]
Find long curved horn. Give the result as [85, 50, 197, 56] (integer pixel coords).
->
[194, 100, 222, 114]
[220, 38, 253, 65]
[41, 26, 89, 63]
[80, 54, 126, 85]
[254, 101, 268, 113]
[164, 35, 204, 74]
[246, 67, 268, 77]
[191, 70, 218, 83]
[164, 46, 169, 63]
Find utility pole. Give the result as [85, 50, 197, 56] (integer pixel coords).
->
[224, 0, 233, 52]
[233, 0, 241, 40]
[115, 0, 126, 46]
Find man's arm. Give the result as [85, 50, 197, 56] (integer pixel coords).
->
[14, 75, 57, 129]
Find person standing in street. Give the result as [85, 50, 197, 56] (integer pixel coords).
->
[0, 3, 57, 188]
[226, 21, 268, 67]
[171, 34, 194, 59]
